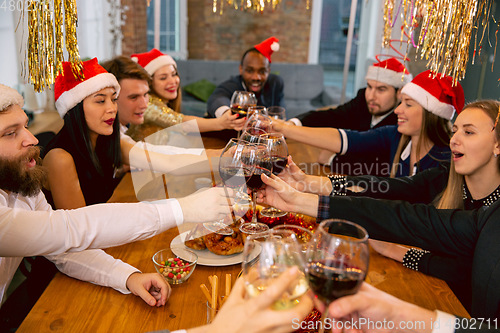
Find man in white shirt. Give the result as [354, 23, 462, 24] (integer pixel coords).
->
[0, 83, 233, 309]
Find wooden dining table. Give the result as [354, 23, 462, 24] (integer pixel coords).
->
[16, 133, 469, 333]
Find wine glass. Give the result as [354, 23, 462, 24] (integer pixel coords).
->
[243, 106, 272, 132]
[230, 91, 257, 119]
[306, 219, 369, 333]
[272, 224, 313, 253]
[267, 106, 286, 120]
[242, 229, 309, 310]
[259, 133, 289, 218]
[241, 141, 272, 226]
[239, 126, 267, 144]
[203, 140, 254, 235]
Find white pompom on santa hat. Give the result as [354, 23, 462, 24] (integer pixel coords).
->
[54, 58, 120, 118]
[254, 37, 280, 63]
[401, 70, 465, 120]
[0, 84, 24, 112]
[131, 48, 177, 76]
[365, 57, 412, 88]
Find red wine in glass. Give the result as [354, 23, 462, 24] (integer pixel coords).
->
[219, 166, 252, 188]
[271, 156, 288, 175]
[245, 166, 272, 189]
[306, 260, 364, 304]
[231, 104, 249, 119]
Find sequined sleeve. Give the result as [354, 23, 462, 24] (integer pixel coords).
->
[144, 96, 184, 128]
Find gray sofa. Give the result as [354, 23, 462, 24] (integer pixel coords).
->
[176, 60, 338, 119]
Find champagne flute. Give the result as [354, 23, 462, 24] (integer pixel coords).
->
[242, 229, 309, 310]
[306, 219, 369, 333]
[259, 133, 289, 218]
[267, 106, 286, 120]
[203, 139, 253, 235]
[230, 91, 257, 119]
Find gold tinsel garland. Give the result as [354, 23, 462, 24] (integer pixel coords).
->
[382, 0, 496, 84]
[24, 0, 82, 92]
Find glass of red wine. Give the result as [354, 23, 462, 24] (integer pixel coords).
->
[230, 91, 257, 119]
[306, 219, 369, 333]
[259, 133, 289, 218]
[203, 139, 254, 235]
[240, 141, 273, 230]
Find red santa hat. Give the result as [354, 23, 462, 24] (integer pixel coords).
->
[0, 84, 24, 111]
[401, 70, 464, 120]
[254, 37, 280, 63]
[54, 58, 120, 118]
[365, 57, 412, 88]
[131, 48, 177, 76]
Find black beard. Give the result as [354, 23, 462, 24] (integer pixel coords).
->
[0, 146, 47, 197]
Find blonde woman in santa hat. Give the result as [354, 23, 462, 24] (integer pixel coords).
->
[272, 70, 463, 178]
[125, 48, 244, 142]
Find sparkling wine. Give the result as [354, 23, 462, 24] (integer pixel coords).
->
[307, 260, 364, 303]
[245, 272, 309, 310]
[245, 166, 271, 189]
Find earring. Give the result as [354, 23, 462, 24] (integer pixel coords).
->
[495, 153, 499, 158]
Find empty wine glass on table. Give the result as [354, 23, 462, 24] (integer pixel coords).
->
[305, 219, 369, 333]
[230, 91, 257, 119]
[259, 133, 289, 218]
[239, 141, 272, 235]
[242, 229, 309, 310]
[203, 140, 255, 235]
[267, 106, 286, 121]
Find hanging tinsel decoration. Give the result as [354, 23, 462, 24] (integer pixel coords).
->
[382, 0, 496, 84]
[25, 0, 82, 92]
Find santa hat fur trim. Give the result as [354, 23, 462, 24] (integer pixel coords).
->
[401, 70, 464, 120]
[54, 58, 120, 118]
[0, 84, 24, 111]
[365, 58, 412, 88]
[131, 48, 177, 76]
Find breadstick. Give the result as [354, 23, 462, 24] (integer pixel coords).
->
[212, 275, 218, 311]
[225, 274, 232, 297]
[199, 284, 211, 305]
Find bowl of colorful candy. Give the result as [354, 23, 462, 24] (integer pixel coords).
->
[152, 248, 198, 284]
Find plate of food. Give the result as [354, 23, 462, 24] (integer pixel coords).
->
[171, 222, 260, 266]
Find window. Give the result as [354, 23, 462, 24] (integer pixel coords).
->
[147, 0, 187, 59]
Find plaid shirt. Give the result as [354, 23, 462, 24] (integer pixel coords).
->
[317, 195, 330, 222]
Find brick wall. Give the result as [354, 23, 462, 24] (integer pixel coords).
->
[188, 0, 311, 63]
[121, 0, 148, 56]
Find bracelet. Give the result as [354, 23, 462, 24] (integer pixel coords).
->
[402, 248, 430, 271]
[328, 174, 347, 196]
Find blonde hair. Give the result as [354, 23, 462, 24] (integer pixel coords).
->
[150, 65, 183, 113]
[390, 109, 452, 177]
[435, 100, 500, 209]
